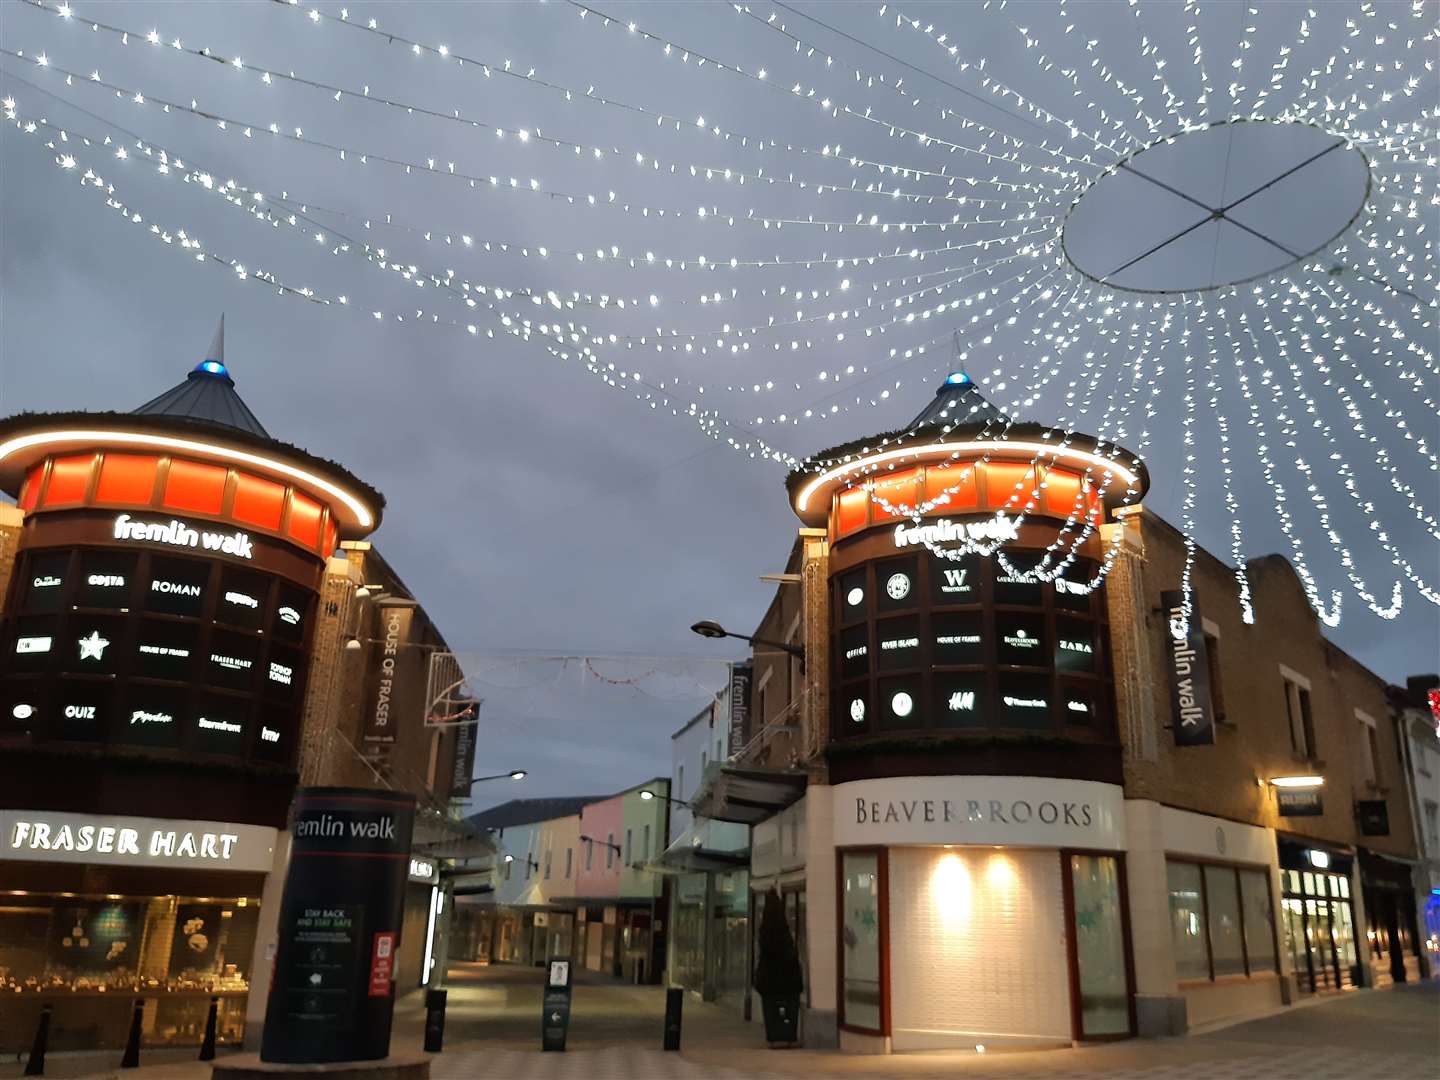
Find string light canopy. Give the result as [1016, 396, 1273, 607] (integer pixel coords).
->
[0, 0, 1434, 635]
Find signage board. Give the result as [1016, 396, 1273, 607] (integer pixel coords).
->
[541, 960, 572, 1052]
[727, 662, 751, 758]
[449, 706, 480, 799]
[113, 513, 254, 560]
[262, 788, 416, 1064]
[1356, 799, 1390, 836]
[361, 606, 422, 757]
[0, 809, 276, 872]
[1161, 589, 1217, 747]
[832, 776, 1125, 849]
[1277, 789, 1324, 817]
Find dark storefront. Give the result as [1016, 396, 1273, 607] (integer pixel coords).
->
[1278, 838, 1359, 994]
[1359, 848, 1424, 985]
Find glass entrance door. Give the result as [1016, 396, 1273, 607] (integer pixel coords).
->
[1068, 854, 1132, 1037]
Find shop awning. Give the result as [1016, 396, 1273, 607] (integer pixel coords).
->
[410, 807, 496, 860]
[647, 819, 750, 875]
[689, 763, 807, 825]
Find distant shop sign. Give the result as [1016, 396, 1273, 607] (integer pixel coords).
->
[1277, 790, 1324, 817]
[0, 809, 276, 872]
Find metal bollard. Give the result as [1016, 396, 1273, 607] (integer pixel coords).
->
[423, 989, 448, 1053]
[662, 987, 683, 1051]
[23, 1004, 51, 1076]
[198, 996, 219, 1061]
[120, 999, 143, 1069]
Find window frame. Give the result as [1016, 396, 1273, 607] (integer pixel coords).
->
[835, 846, 890, 1037]
[1165, 856, 1280, 985]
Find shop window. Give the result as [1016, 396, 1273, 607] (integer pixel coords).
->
[1239, 870, 1277, 973]
[207, 631, 259, 692]
[993, 557, 1043, 606]
[1053, 562, 1096, 612]
[42, 454, 94, 506]
[933, 673, 986, 728]
[875, 616, 921, 673]
[840, 624, 870, 680]
[840, 851, 883, 1033]
[874, 557, 918, 613]
[95, 453, 159, 506]
[21, 551, 70, 614]
[62, 616, 125, 677]
[606, 834, 616, 871]
[78, 551, 137, 610]
[996, 612, 1046, 668]
[2, 679, 45, 739]
[1060, 683, 1098, 728]
[1166, 861, 1209, 980]
[932, 610, 984, 666]
[544, 850, 552, 880]
[1356, 711, 1381, 786]
[643, 824, 651, 862]
[147, 557, 209, 618]
[929, 553, 982, 605]
[1054, 618, 1096, 673]
[1204, 865, 1246, 976]
[1425, 803, 1439, 853]
[877, 675, 922, 731]
[839, 683, 871, 735]
[194, 694, 250, 757]
[1169, 859, 1276, 982]
[585, 841, 594, 872]
[11, 615, 60, 673]
[998, 674, 1052, 730]
[135, 619, 198, 682]
[565, 848, 573, 879]
[119, 685, 186, 750]
[231, 472, 286, 531]
[838, 569, 868, 623]
[625, 830, 633, 866]
[271, 583, 310, 644]
[217, 568, 269, 631]
[1283, 673, 1317, 759]
[163, 458, 227, 516]
[54, 681, 113, 743]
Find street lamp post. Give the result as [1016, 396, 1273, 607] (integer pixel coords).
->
[638, 789, 692, 809]
[469, 770, 528, 787]
[579, 834, 623, 856]
[690, 619, 805, 672]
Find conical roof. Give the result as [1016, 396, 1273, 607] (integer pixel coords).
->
[909, 371, 1008, 430]
[132, 315, 270, 437]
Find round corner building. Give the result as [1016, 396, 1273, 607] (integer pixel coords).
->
[787, 371, 1150, 1051]
[0, 323, 383, 1049]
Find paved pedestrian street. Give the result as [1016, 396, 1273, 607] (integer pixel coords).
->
[6, 969, 1434, 1080]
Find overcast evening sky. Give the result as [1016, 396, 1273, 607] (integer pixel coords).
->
[1, 1, 1435, 811]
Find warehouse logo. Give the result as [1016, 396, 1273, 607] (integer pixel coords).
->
[114, 514, 254, 560]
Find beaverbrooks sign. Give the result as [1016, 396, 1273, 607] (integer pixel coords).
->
[833, 776, 1124, 849]
[114, 514, 254, 560]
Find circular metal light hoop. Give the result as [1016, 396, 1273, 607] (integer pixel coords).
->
[1060, 118, 1372, 296]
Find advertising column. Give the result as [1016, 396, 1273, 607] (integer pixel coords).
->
[261, 788, 416, 1063]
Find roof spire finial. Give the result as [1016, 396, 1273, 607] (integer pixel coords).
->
[206, 313, 225, 367]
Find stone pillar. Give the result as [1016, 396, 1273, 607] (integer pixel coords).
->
[802, 788, 838, 1048]
[0, 504, 23, 607]
[1103, 515, 1159, 766]
[1123, 800, 1186, 1035]
[243, 830, 292, 1051]
[799, 529, 829, 765]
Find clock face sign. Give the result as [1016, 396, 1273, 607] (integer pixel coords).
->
[891, 692, 913, 718]
[849, 698, 866, 723]
[885, 573, 911, 601]
[846, 587, 865, 607]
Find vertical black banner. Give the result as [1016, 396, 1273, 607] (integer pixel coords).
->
[361, 607, 422, 761]
[261, 788, 416, 1064]
[449, 704, 480, 798]
[1161, 589, 1216, 747]
[728, 662, 751, 758]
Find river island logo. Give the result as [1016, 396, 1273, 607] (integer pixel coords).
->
[885, 573, 911, 600]
[114, 514, 254, 560]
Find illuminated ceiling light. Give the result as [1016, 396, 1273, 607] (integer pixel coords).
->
[1269, 775, 1324, 788]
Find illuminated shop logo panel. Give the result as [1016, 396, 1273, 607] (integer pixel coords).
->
[833, 546, 1112, 740]
[0, 543, 312, 767]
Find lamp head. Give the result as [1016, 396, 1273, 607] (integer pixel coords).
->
[690, 619, 728, 640]
[639, 790, 655, 801]
[509, 770, 527, 781]
[503, 854, 515, 864]
[343, 637, 363, 652]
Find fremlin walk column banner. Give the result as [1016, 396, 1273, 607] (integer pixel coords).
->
[1161, 589, 1216, 747]
[261, 788, 417, 1064]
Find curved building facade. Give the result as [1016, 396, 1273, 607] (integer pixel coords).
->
[0, 327, 383, 1049]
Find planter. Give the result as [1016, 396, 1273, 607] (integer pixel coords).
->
[761, 995, 801, 1046]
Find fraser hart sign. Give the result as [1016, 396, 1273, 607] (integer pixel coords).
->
[832, 776, 1125, 849]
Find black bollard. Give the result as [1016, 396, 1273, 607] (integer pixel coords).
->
[120, 999, 143, 1068]
[422, 989, 447, 1053]
[23, 1004, 51, 1076]
[198, 996, 219, 1061]
[662, 987, 683, 1051]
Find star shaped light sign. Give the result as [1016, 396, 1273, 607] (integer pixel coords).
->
[76, 630, 110, 661]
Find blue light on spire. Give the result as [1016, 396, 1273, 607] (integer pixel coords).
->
[945, 371, 970, 385]
[195, 359, 230, 378]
